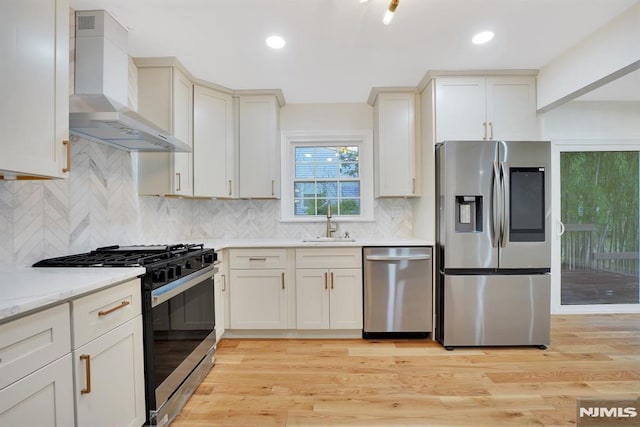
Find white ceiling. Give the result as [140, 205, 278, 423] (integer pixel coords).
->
[69, 0, 640, 104]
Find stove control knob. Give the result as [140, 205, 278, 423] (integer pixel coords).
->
[153, 269, 166, 283]
[166, 266, 175, 280]
[184, 260, 192, 270]
[203, 253, 215, 264]
[175, 265, 183, 276]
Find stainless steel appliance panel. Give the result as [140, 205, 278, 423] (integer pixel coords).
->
[363, 247, 432, 333]
[438, 141, 499, 270]
[441, 274, 550, 347]
[498, 141, 551, 269]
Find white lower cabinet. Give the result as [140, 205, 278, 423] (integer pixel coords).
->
[228, 249, 289, 330]
[73, 317, 145, 427]
[72, 279, 145, 427]
[214, 264, 227, 342]
[0, 304, 73, 426]
[229, 269, 288, 329]
[0, 354, 74, 427]
[296, 268, 362, 329]
[296, 248, 363, 330]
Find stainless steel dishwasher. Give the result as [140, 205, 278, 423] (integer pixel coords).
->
[363, 247, 433, 337]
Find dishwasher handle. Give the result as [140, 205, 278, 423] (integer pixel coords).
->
[365, 255, 431, 262]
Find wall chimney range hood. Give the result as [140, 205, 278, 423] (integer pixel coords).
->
[69, 10, 191, 152]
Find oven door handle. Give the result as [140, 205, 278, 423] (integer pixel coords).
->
[151, 265, 216, 307]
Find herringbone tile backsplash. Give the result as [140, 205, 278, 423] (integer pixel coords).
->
[0, 139, 412, 268]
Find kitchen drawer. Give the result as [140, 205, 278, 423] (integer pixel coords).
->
[230, 249, 287, 269]
[296, 248, 362, 269]
[72, 279, 141, 349]
[0, 303, 71, 390]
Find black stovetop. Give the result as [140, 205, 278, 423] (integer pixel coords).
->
[33, 243, 211, 268]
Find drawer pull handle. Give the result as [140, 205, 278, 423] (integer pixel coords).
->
[248, 257, 267, 261]
[228, 179, 233, 196]
[98, 300, 130, 317]
[281, 272, 285, 290]
[62, 140, 71, 173]
[80, 354, 91, 394]
[330, 272, 334, 290]
[221, 274, 226, 292]
[324, 272, 328, 290]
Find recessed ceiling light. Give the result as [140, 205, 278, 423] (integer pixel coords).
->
[265, 35, 286, 49]
[472, 31, 494, 45]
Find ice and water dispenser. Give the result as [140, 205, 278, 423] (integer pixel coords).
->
[455, 196, 482, 232]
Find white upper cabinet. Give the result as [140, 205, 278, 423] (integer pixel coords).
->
[373, 91, 420, 197]
[193, 85, 236, 198]
[238, 95, 281, 199]
[435, 75, 537, 142]
[0, 0, 70, 179]
[137, 64, 194, 196]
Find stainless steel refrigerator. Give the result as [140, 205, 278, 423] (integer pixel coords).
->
[435, 140, 551, 349]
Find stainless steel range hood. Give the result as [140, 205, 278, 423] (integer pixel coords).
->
[70, 10, 190, 152]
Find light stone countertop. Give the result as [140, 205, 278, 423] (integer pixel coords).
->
[191, 238, 434, 251]
[0, 238, 433, 324]
[0, 267, 146, 324]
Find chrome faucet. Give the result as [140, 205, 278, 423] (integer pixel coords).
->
[326, 202, 337, 238]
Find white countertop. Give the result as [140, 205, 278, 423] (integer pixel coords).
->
[0, 238, 432, 324]
[193, 238, 434, 250]
[0, 267, 145, 323]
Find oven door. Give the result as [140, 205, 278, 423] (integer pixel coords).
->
[149, 266, 215, 412]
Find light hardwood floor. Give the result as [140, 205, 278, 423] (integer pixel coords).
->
[173, 314, 640, 426]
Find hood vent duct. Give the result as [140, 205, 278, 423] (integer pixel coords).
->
[69, 10, 191, 152]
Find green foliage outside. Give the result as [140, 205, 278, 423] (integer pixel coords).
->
[561, 151, 639, 273]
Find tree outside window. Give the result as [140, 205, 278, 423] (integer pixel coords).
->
[294, 146, 361, 216]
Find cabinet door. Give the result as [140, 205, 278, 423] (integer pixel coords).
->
[214, 270, 227, 342]
[238, 96, 280, 198]
[375, 92, 418, 197]
[229, 269, 287, 329]
[74, 316, 145, 427]
[329, 269, 363, 329]
[194, 85, 235, 198]
[486, 76, 537, 140]
[0, 354, 74, 427]
[296, 269, 330, 329]
[137, 66, 193, 196]
[435, 77, 486, 142]
[172, 68, 193, 196]
[0, 0, 69, 179]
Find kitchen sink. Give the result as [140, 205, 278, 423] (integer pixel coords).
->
[302, 237, 356, 243]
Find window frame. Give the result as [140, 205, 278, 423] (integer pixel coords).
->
[281, 130, 374, 222]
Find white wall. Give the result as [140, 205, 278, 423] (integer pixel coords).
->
[541, 101, 640, 140]
[281, 103, 373, 131]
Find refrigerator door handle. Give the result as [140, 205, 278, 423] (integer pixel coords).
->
[492, 161, 501, 248]
[499, 161, 509, 247]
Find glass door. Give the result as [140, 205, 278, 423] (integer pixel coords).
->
[557, 148, 640, 310]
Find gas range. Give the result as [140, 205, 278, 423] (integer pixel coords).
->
[34, 243, 218, 425]
[33, 243, 216, 290]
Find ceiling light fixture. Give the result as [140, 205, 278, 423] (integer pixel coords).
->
[265, 35, 286, 49]
[383, 0, 399, 25]
[472, 31, 494, 45]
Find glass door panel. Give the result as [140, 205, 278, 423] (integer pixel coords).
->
[560, 151, 639, 305]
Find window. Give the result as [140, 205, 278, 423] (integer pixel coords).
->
[294, 146, 360, 216]
[281, 131, 374, 222]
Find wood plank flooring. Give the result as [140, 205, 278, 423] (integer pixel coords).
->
[172, 314, 640, 426]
